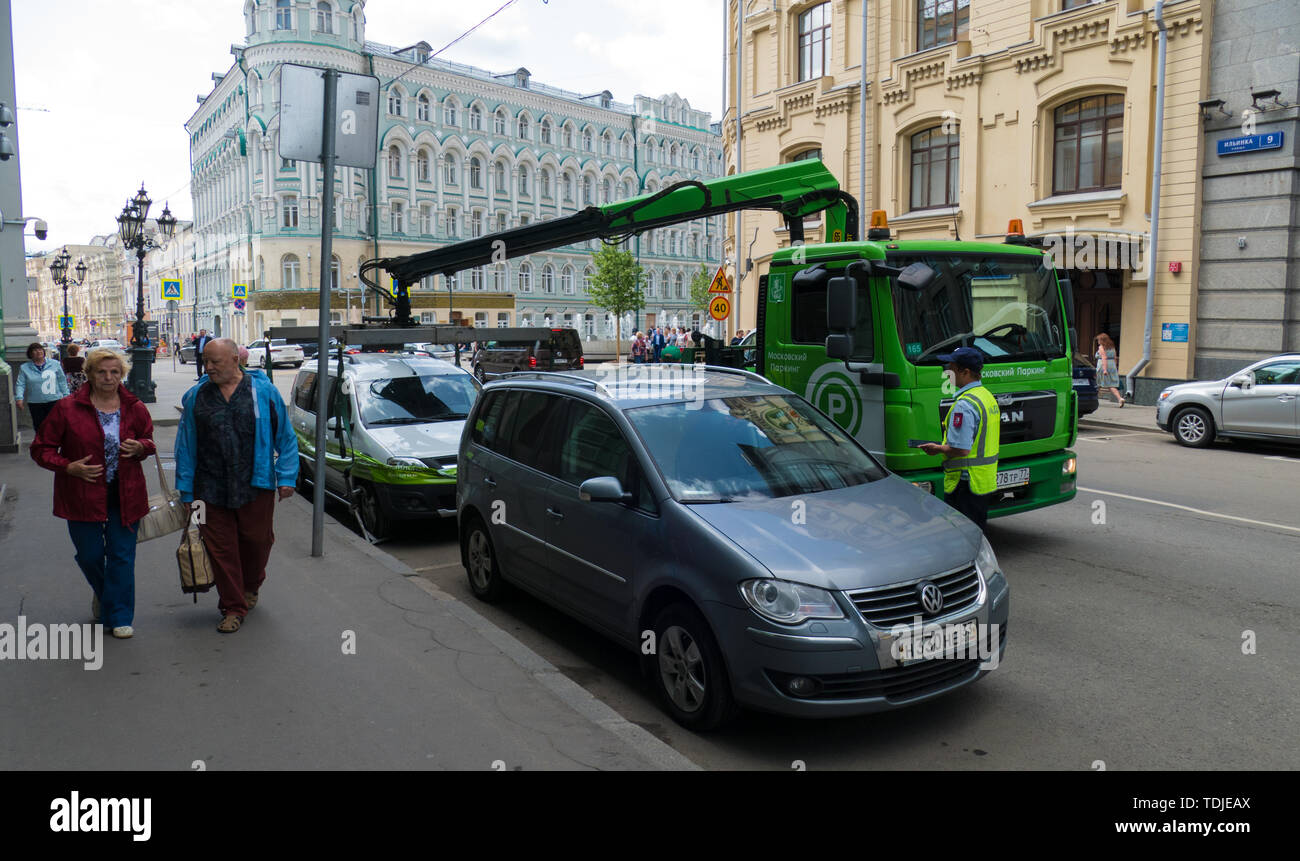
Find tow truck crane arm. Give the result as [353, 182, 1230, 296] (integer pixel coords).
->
[361, 160, 858, 317]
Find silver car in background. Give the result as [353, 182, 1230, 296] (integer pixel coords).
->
[1156, 354, 1300, 447]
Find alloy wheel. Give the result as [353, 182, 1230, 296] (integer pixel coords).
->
[1177, 412, 1207, 444]
[467, 529, 492, 591]
[658, 625, 707, 713]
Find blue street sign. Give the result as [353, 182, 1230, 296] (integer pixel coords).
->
[234, 298, 246, 311]
[1161, 323, 1189, 343]
[232, 283, 247, 299]
[161, 278, 183, 301]
[1217, 131, 1284, 156]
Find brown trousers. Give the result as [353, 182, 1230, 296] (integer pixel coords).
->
[199, 490, 276, 617]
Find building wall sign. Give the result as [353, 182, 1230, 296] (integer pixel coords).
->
[1161, 323, 1189, 343]
[1216, 131, 1284, 156]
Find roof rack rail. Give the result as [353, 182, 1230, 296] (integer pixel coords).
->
[693, 364, 772, 385]
[494, 371, 612, 396]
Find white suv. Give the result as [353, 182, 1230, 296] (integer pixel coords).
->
[247, 339, 305, 368]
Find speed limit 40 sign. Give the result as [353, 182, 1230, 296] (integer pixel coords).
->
[709, 294, 731, 321]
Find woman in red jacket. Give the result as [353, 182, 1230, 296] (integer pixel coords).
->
[31, 347, 156, 639]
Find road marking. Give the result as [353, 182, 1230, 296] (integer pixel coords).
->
[411, 562, 464, 573]
[1078, 486, 1300, 535]
[1263, 455, 1300, 464]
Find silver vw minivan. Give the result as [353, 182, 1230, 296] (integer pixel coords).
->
[291, 354, 481, 538]
[458, 365, 1009, 729]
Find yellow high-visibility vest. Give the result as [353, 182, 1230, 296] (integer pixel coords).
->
[942, 384, 1001, 495]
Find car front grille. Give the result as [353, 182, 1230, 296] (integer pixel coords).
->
[846, 564, 982, 629]
[941, 390, 1059, 444]
[766, 659, 982, 702]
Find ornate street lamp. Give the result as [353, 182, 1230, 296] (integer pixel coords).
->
[48, 248, 87, 359]
[116, 184, 176, 402]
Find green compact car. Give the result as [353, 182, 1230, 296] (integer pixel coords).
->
[290, 354, 482, 539]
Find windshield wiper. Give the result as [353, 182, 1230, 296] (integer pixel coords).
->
[366, 417, 434, 425]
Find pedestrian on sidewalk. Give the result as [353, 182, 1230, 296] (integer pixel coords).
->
[15, 343, 70, 436]
[62, 343, 88, 396]
[175, 338, 299, 634]
[193, 329, 213, 380]
[30, 346, 156, 639]
[1094, 333, 1125, 407]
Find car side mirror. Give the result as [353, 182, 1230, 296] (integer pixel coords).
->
[326, 416, 339, 430]
[897, 262, 937, 292]
[579, 476, 631, 504]
[1230, 375, 1252, 388]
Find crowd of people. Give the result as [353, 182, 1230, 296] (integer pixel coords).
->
[627, 326, 750, 364]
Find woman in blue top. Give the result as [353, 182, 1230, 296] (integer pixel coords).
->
[15, 342, 70, 435]
[1094, 332, 1125, 407]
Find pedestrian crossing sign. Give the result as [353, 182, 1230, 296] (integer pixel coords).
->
[707, 266, 731, 295]
[232, 283, 247, 299]
[161, 278, 183, 301]
[59, 314, 76, 331]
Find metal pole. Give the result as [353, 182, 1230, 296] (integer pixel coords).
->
[311, 68, 338, 557]
[860, 0, 868, 239]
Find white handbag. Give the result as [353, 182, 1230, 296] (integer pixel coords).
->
[135, 454, 189, 543]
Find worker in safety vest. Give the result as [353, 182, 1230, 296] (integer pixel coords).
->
[919, 347, 1000, 531]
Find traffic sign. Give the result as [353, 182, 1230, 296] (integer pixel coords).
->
[234, 298, 246, 311]
[58, 314, 76, 331]
[232, 283, 247, 299]
[707, 266, 732, 294]
[161, 278, 183, 301]
[279, 63, 380, 169]
[709, 295, 731, 321]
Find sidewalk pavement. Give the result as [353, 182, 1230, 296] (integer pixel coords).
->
[0, 427, 695, 770]
[1076, 398, 1161, 435]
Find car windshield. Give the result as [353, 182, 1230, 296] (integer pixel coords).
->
[626, 394, 887, 502]
[890, 252, 1066, 365]
[357, 373, 479, 426]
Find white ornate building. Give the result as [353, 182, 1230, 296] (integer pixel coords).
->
[184, 0, 724, 342]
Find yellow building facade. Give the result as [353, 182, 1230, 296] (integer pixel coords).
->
[725, 0, 1210, 391]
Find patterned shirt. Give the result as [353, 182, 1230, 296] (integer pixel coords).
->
[98, 409, 121, 483]
[193, 373, 259, 509]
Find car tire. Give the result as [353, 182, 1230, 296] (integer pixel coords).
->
[293, 361, 303, 368]
[462, 514, 511, 603]
[1172, 406, 1215, 448]
[355, 481, 392, 540]
[179, 355, 187, 364]
[647, 603, 738, 732]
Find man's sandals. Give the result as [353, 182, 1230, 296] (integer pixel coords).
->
[217, 614, 242, 633]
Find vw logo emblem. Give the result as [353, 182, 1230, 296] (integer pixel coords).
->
[918, 582, 944, 616]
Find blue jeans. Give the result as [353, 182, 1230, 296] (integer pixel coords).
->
[67, 483, 138, 627]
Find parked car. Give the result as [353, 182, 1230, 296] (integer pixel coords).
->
[247, 339, 305, 368]
[290, 354, 482, 538]
[471, 328, 583, 381]
[1072, 352, 1099, 416]
[295, 337, 341, 361]
[457, 365, 1008, 729]
[1156, 354, 1300, 447]
[403, 342, 459, 362]
[177, 342, 197, 363]
[89, 339, 124, 350]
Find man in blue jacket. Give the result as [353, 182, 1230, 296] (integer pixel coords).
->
[175, 338, 298, 633]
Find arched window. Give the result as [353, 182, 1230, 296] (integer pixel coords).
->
[562, 124, 574, 148]
[330, 255, 341, 291]
[445, 207, 459, 238]
[646, 271, 656, 298]
[675, 272, 685, 299]
[494, 161, 507, 194]
[390, 201, 404, 234]
[602, 178, 612, 203]
[470, 210, 482, 237]
[623, 179, 633, 198]
[494, 110, 507, 136]
[582, 176, 594, 205]
[541, 265, 555, 293]
[387, 145, 403, 179]
[518, 262, 532, 292]
[541, 119, 553, 144]
[417, 94, 430, 122]
[1053, 94, 1124, 194]
[583, 267, 593, 294]
[518, 114, 531, 140]
[602, 132, 613, 155]
[562, 172, 574, 203]
[518, 164, 531, 196]
[582, 128, 593, 151]
[444, 153, 459, 185]
[281, 254, 300, 290]
[281, 194, 299, 228]
[540, 167, 553, 198]
[416, 149, 430, 182]
[469, 104, 483, 131]
[444, 99, 459, 126]
[561, 266, 574, 294]
[315, 1, 332, 33]
[469, 157, 483, 189]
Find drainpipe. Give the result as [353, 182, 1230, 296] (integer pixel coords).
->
[1126, 0, 1167, 399]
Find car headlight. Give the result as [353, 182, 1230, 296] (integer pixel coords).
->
[739, 579, 845, 625]
[975, 536, 1000, 578]
[386, 456, 425, 468]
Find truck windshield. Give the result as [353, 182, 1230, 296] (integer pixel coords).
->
[627, 394, 887, 502]
[889, 253, 1066, 365]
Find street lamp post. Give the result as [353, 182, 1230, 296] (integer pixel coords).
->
[115, 184, 176, 403]
[48, 248, 87, 360]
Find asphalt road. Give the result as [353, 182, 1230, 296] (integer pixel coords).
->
[359, 427, 1300, 770]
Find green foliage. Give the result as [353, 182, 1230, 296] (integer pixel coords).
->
[588, 244, 645, 360]
[688, 263, 713, 312]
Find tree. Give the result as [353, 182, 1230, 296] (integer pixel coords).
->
[688, 263, 713, 319]
[587, 243, 644, 362]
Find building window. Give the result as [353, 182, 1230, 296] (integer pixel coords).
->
[387, 89, 403, 116]
[275, 0, 292, 30]
[561, 266, 574, 294]
[1053, 94, 1124, 195]
[798, 3, 831, 81]
[540, 167, 553, 199]
[519, 263, 532, 292]
[562, 172, 574, 203]
[417, 94, 430, 122]
[497, 312, 510, 327]
[444, 100, 458, 126]
[444, 154, 459, 185]
[446, 207, 459, 238]
[469, 105, 483, 131]
[675, 273, 685, 299]
[562, 125, 573, 148]
[909, 127, 959, 210]
[330, 256, 341, 291]
[603, 132, 613, 155]
[541, 265, 555, 293]
[494, 161, 507, 195]
[471, 269, 484, 291]
[541, 119, 553, 144]
[417, 149, 430, 182]
[470, 210, 483, 237]
[582, 176, 594, 206]
[518, 115, 530, 140]
[315, 1, 332, 33]
[519, 165, 531, 196]
[388, 145, 403, 180]
[494, 110, 507, 136]
[282, 254, 300, 290]
[282, 195, 299, 228]
[420, 203, 432, 234]
[790, 148, 823, 163]
[469, 157, 483, 189]
[582, 128, 593, 151]
[391, 201, 405, 234]
[646, 271, 656, 298]
[582, 267, 593, 294]
[492, 265, 506, 291]
[917, 0, 970, 52]
[602, 178, 612, 203]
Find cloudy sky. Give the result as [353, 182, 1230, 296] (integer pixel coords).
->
[11, 0, 726, 254]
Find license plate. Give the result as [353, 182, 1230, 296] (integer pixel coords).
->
[996, 468, 1030, 489]
[897, 619, 978, 664]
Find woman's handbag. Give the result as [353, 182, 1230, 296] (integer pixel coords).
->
[176, 519, 215, 602]
[135, 454, 189, 543]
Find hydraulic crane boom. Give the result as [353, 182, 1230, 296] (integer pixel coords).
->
[359, 160, 858, 321]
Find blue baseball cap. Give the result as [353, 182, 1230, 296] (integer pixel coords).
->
[935, 346, 985, 371]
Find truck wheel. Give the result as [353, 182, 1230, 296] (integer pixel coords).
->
[1173, 406, 1215, 448]
[647, 603, 737, 731]
[463, 514, 510, 602]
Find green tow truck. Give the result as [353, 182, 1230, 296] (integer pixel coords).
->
[366, 159, 1077, 517]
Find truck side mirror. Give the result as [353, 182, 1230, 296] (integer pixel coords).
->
[826, 334, 854, 360]
[896, 262, 937, 292]
[827, 275, 856, 334]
